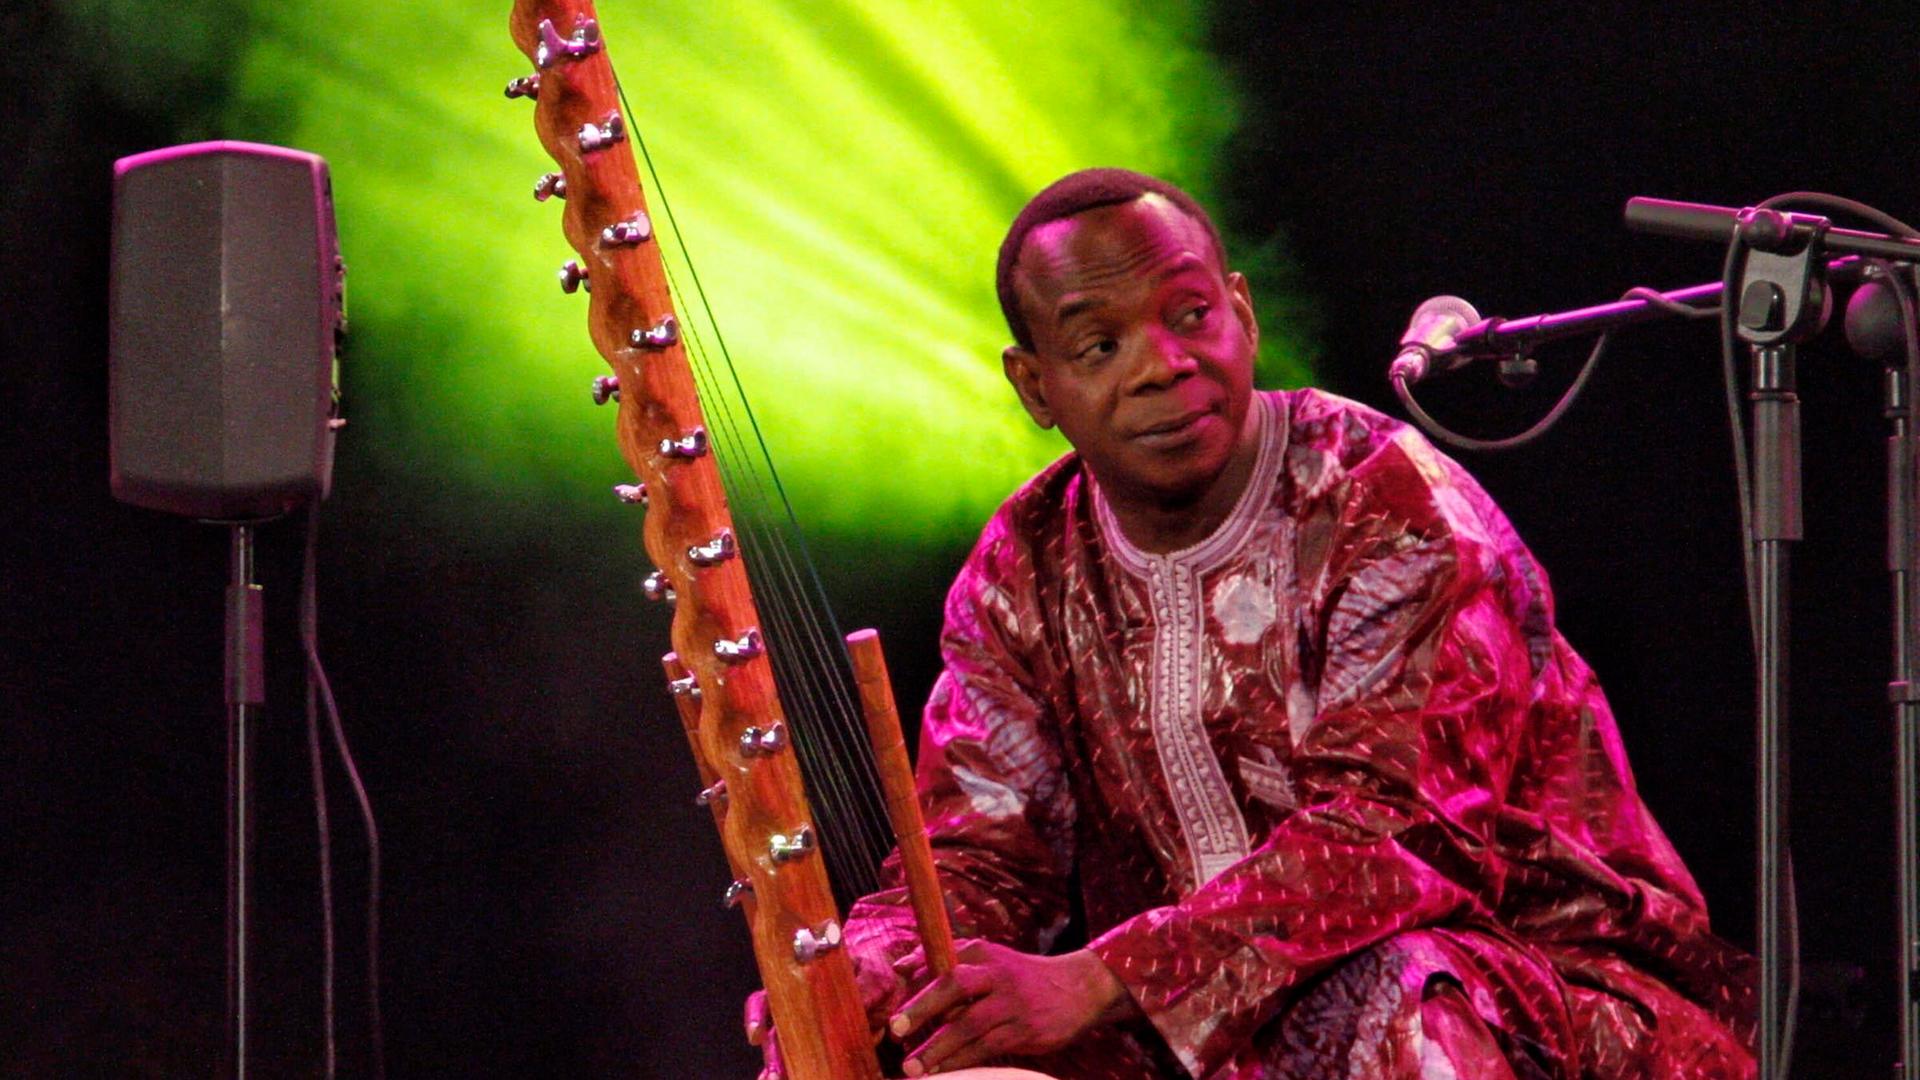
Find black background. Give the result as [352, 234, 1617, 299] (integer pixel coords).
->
[6, 3, 1919, 1076]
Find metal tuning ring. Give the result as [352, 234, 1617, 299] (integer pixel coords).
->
[614, 483, 648, 507]
[558, 260, 589, 294]
[668, 674, 701, 700]
[660, 427, 709, 460]
[630, 314, 679, 350]
[739, 723, 788, 757]
[601, 213, 653, 247]
[793, 920, 843, 963]
[642, 570, 675, 602]
[591, 375, 620, 405]
[723, 878, 753, 909]
[577, 112, 626, 154]
[696, 779, 727, 807]
[534, 172, 567, 202]
[686, 527, 734, 566]
[768, 824, 814, 864]
[504, 73, 540, 99]
[535, 16, 603, 69]
[714, 628, 764, 664]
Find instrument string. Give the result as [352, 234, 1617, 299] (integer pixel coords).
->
[661, 268, 883, 889]
[640, 230, 892, 883]
[618, 85, 897, 894]
[678, 317, 871, 885]
[665, 261, 895, 892]
[657, 242, 877, 889]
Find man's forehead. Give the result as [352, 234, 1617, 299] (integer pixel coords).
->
[1014, 194, 1219, 306]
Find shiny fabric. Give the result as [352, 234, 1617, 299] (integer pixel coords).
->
[848, 389, 1754, 1078]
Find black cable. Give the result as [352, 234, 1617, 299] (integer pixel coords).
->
[1755, 192, 1919, 240]
[1717, 235, 1758, 658]
[301, 506, 337, 1079]
[1781, 845, 1798, 1079]
[301, 503, 384, 1079]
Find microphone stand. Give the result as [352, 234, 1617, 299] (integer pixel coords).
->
[1626, 200, 1920, 1079]
[1875, 262, 1920, 1080]
[1735, 233, 1831, 1080]
[1396, 198, 1920, 1078]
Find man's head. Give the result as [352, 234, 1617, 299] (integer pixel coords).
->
[996, 169, 1227, 353]
[998, 169, 1259, 515]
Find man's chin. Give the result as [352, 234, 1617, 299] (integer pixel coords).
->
[1135, 464, 1232, 511]
[1087, 440, 1233, 506]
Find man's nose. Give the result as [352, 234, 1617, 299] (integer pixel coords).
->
[1123, 328, 1198, 392]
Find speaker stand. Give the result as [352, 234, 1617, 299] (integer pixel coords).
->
[223, 525, 265, 1080]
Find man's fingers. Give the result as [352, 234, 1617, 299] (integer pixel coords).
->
[892, 944, 928, 984]
[746, 990, 785, 1080]
[758, 1027, 785, 1080]
[744, 990, 771, 1047]
[901, 1005, 1011, 1078]
[889, 964, 989, 1043]
[888, 976, 956, 1042]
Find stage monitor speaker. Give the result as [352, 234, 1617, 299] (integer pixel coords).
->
[110, 141, 345, 520]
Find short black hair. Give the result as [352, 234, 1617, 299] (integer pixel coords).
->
[996, 168, 1227, 351]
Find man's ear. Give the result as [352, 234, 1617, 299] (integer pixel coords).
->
[1227, 271, 1259, 356]
[1002, 345, 1054, 430]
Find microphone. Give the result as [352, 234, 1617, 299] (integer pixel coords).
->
[1388, 295, 1481, 385]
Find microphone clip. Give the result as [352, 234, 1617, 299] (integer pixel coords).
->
[1496, 354, 1538, 389]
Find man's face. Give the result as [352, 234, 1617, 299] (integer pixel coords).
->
[1003, 194, 1258, 508]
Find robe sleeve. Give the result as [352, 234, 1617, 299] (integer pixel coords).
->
[1085, 432, 1546, 1078]
[844, 516, 1078, 999]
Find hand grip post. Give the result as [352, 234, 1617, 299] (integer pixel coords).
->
[845, 629, 957, 977]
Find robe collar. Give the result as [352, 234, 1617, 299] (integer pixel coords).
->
[1091, 390, 1286, 578]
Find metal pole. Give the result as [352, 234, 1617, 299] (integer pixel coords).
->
[1750, 342, 1800, 1080]
[225, 525, 265, 1080]
[1892, 328, 1920, 1078]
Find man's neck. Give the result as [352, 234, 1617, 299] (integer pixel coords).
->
[1102, 405, 1263, 556]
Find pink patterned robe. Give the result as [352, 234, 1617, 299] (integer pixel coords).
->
[848, 389, 1754, 1078]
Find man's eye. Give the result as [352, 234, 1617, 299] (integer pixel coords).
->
[1078, 338, 1117, 362]
[1178, 303, 1212, 328]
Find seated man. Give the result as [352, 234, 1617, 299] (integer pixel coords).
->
[757, 169, 1756, 1079]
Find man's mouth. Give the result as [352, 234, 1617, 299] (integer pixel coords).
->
[1131, 409, 1213, 444]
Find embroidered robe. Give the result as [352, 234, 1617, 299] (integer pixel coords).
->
[848, 388, 1754, 1079]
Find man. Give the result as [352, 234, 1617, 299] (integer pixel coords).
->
[752, 169, 1755, 1079]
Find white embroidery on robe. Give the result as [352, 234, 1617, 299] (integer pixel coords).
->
[1238, 747, 1299, 812]
[1094, 396, 1288, 890]
[1213, 571, 1278, 645]
[1147, 558, 1252, 887]
[951, 764, 1022, 819]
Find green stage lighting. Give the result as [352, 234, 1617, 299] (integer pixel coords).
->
[92, 0, 1312, 550]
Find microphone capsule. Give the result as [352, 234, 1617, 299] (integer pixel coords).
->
[1390, 295, 1481, 384]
